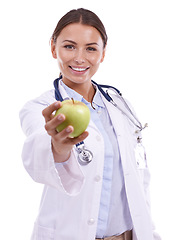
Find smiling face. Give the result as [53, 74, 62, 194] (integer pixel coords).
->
[51, 23, 106, 89]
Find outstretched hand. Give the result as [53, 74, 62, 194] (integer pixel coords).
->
[42, 101, 89, 163]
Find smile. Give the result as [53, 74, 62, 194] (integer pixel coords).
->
[69, 66, 89, 72]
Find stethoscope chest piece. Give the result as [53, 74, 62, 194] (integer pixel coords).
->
[76, 142, 93, 165]
[78, 149, 93, 165]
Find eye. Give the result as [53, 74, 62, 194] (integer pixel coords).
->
[64, 45, 75, 50]
[87, 47, 97, 52]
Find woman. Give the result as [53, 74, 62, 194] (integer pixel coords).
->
[20, 8, 161, 240]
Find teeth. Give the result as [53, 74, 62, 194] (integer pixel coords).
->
[71, 67, 88, 72]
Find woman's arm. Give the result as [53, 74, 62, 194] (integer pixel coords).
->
[19, 92, 87, 195]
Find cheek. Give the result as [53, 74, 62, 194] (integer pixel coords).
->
[88, 52, 104, 65]
[90, 56, 102, 67]
[56, 49, 74, 65]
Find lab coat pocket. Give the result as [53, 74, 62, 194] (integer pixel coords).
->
[31, 223, 55, 240]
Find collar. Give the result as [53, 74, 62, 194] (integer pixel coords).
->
[60, 80, 105, 109]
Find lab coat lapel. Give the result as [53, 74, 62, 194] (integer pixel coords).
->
[102, 96, 132, 172]
[102, 95, 126, 137]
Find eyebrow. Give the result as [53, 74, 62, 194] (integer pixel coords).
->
[62, 40, 99, 46]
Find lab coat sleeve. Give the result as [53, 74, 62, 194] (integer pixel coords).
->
[19, 91, 85, 195]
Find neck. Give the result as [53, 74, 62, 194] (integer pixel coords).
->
[75, 84, 96, 103]
[62, 78, 96, 103]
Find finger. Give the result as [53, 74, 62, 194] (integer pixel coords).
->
[69, 131, 89, 145]
[42, 101, 62, 123]
[45, 113, 65, 136]
[55, 125, 74, 140]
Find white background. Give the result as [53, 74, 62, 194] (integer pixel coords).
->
[0, 0, 171, 239]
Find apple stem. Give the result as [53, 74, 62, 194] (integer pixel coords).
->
[72, 98, 74, 104]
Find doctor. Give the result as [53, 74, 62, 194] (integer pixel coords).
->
[20, 8, 161, 240]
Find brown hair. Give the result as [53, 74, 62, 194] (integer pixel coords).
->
[51, 8, 107, 48]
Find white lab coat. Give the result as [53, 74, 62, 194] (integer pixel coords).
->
[20, 82, 161, 240]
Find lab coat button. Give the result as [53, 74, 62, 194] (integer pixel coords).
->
[87, 218, 95, 225]
[94, 175, 101, 182]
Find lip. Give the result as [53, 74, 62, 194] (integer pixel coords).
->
[69, 66, 90, 75]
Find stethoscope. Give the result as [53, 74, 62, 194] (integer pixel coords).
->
[54, 76, 148, 165]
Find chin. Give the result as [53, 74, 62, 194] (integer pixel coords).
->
[63, 73, 92, 85]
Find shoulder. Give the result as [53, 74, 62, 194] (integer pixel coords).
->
[105, 90, 136, 114]
[19, 89, 56, 136]
[31, 89, 56, 106]
[21, 89, 56, 110]
[19, 89, 56, 121]
[104, 91, 140, 134]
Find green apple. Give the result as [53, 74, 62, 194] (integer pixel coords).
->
[55, 99, 90, 137]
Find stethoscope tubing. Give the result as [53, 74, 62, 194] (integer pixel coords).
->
[91, 81, 145, 133]
[54, 77, 146, 133]
[53, 76, 147, 165]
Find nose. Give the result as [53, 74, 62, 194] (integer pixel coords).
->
[74, 49, 85, 64]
